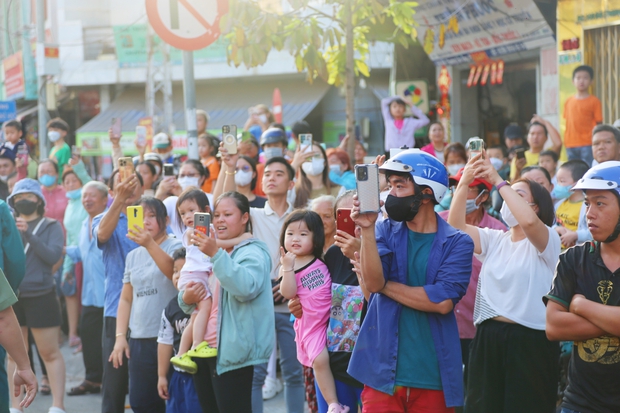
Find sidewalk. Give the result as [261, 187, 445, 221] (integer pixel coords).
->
[23, 340, 295, 412]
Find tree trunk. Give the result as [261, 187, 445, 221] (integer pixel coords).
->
[345, 0, 356, 163]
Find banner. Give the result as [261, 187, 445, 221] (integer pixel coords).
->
[113, 24, 227, 68]
[3, 52, 24, 100]
[415, 0, 555, 65]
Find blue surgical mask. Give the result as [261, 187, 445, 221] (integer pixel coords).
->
[66, 188, 82, 200]
[465, 190, 487, 215]
[48, 131, 61, 142]
[551, 183, 572, 200]
[39, 174, 57, 187]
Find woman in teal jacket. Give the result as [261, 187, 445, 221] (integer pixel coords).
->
[181, 191, 274, 412]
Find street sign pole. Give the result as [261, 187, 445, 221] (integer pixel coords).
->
[36, 0, 48, 159]
[183, 51, 198, 160]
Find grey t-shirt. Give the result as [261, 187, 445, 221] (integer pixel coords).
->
[123, 237, 183, 338]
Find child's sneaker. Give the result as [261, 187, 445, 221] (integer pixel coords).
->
[262, 376, 283, 400]
[327, 403, 350, 413]
[170, 353, 198, 374]
[187, 341, 218, 358]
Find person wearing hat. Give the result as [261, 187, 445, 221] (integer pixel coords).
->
[545, 161, 620, 413]
[153, 133, 180, 169]
[503, 123, 524, 149]
[510, 115, 563, 181]
[437, 169, 506, 391]
[6, 178, 67, 413]
[349, 149, 474, 411]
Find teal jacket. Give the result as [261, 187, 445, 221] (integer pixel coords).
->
[180, 238, 275, 374]
[0, 200, 25, 291]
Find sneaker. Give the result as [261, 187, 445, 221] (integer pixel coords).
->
[327, 403, 350, 413]
[262, 376, 283, 400]
[187, 341, 218, 358]
[170, 353, 198, 374]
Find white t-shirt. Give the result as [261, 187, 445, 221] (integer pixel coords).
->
[475, 226, 561, 330]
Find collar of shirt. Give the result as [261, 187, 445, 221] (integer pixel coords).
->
[263, 200, 292, 217]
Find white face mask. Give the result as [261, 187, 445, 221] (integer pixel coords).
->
[490, 157, 504, 171]
[263, 147, 283, 160]
[178, 176, 200, 190]
[500, 202, 519, 228]
[447, 163, 465, 176]
[234, 170, 253, 187]
[48, 131, 61, 142]
[258, 114, 268, 123]
[0, 175, 8, 182]
[302, 158, 325, 176]
[329, 164, 342, 176]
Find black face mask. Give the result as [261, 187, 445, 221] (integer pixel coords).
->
[14, 199, 38, 216]
[384, 194, 423, 222]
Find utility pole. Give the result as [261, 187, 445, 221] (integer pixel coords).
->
[145, 26, 173, 134]
[182, 51, 198, 160]
[36, 0, 48, 159]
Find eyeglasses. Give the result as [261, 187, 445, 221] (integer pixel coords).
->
[235, 165, 251, 173]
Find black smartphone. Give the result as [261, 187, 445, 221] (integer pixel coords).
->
[163, 163, 174, 177]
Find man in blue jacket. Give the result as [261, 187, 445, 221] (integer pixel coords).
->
[349, 149, 473, 412]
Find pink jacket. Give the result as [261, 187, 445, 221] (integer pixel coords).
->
[420, 143, 437, 157]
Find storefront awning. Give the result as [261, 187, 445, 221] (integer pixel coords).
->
[77, 78, 330, 134]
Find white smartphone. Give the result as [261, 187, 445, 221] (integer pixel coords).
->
[355, 164, 381, 213]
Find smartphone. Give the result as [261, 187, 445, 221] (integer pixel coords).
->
[17, 144, 28, 167]
[71, 145, 81, 157]
[355, 164, 381, 213]
[194, 212, 211, 237]
[337, 208, 356, 237]
[469, 137, 484, 159]
[163, 163, 174, 177]
[111, 117, 122, 137]
[299, 134, 313, 153]
[222, 125, 238, 154]
[127, 206, 143, 232]
[515, 147, 526, 160]
[118, 157, 134, 182]
[136, 126, 147, 146]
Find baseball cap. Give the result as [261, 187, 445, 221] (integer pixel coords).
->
[449, 167, 493, 192]
[504, 124, 524, 140]
[153, 133, 171, 149]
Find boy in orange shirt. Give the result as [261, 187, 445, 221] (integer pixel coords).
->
[563, 65, 602, 166]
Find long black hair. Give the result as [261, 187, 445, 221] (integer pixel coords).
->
[280, 209, 325, 259]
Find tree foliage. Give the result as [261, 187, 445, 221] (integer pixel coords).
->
[220, 0, 419, 86]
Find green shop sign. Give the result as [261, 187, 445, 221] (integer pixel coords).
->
[113, 24, 227, 68]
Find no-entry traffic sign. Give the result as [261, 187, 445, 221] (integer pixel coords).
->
[145, 0, 228, 51]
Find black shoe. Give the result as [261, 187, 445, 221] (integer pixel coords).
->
[67, 380, 101, 396]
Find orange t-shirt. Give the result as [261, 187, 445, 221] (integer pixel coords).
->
[201, 156, 221, 194]
[563, 95, 602, 148]
[253, 162, 266, 197]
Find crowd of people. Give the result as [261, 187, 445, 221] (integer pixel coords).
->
[0, 63, 619, 413]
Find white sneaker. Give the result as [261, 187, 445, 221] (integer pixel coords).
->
[262, 376, 283, 400]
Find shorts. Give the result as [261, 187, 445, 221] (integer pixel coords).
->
[178, 271, 212, 299]
[13, 290, 62, 329]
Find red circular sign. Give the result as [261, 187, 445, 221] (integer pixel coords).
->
[145, 0, 228, 51]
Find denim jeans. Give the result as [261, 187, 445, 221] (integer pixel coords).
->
[566, 146, 593, 167]
[252, 312, 305, 413]
[316, 378, 363, 413]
